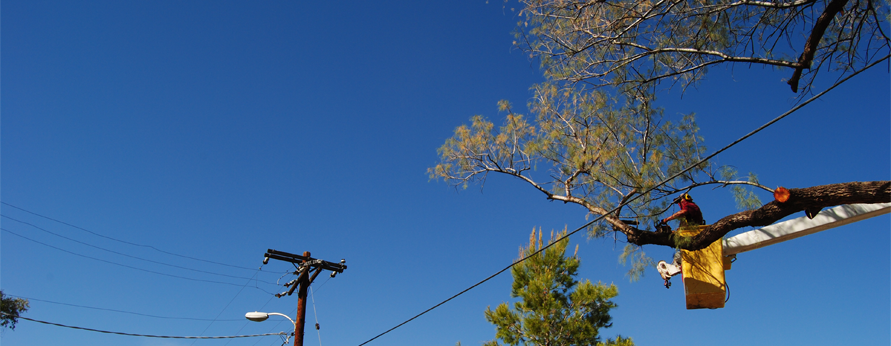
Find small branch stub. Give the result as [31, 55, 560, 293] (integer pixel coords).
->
[774, 186, 791, 203]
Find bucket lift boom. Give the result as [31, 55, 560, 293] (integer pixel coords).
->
[657, 203, 890, 309]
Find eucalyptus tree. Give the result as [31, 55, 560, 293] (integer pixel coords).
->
[483, 228, 634, 346]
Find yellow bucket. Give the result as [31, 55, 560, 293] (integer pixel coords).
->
[679, 226, 726, 309]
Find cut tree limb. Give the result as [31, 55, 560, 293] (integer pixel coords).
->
[622, 181, 890, 250]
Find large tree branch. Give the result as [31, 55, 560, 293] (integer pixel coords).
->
[788, 0, 850, 92]
[724, 0, 817, 9]
[564, 41, 799, 84]
[622, 181, 890, 250]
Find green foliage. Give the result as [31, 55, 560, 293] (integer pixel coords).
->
[597, 335, 636, 346]
[618, 245, 655, 282]
[432, 1, 801, 276]
[1, 290, 29, 330]
[887, 0, 891, 22]
[431, 83, 708, 221]
[672, 234, 695, 250]
[431, 83, 717, 274]
[526, 84, 708, 201]
[517, 0, 890, 95]
[719, 167, 763, 211]
[483, 228, 633, 346]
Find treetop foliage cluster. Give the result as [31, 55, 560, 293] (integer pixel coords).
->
[483, 228, 633, 346]
[1, 291, 29, 331]
[516, 0, 889, 94]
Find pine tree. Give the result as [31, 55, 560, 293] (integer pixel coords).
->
[483, 228, 633, 346]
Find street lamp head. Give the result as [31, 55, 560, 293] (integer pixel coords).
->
[245, 311, 296, 326]
[245, 311, 269, 322]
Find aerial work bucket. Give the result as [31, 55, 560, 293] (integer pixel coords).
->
[679, 225, 726, 309]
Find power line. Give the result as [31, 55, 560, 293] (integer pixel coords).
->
[1, 214, 276, 284]
[190, 264, 265, 345]
[356, 54, 890, 346]
[2, 312, 285, 339]
[5, 294, 244, 322]
[0, 201, 258, 271]
[251, 306, 299, 346]
[223, 294, 280, 346]
[1, 227, 250, 288]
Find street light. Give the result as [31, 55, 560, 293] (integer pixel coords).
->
[246, 311, 298, 345]
[245, 311, 296, 326]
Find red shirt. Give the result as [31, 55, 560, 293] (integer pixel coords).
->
[679, 199, 704, 225]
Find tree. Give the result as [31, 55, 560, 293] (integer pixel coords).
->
[516, 0, 890, 94]
[431, 87, 889, 258]
[483, 228, 633, 346]
[1, 290, 29, 331]
[431, 1, 890, 267]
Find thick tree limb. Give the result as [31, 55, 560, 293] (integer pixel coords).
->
[788, 0, 850, 92]
[622, 181, 890, 250]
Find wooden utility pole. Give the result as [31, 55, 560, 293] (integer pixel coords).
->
[263, 249, 346, 346]
[294, 251, 310, 346]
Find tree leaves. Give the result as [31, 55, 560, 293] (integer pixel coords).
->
[516, 0, 890, 94]
[484, 228, 631, 346]
[0, 290, 29, 331]
[432, 83, 711, 230]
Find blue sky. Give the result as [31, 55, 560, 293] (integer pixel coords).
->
[2, 1, 889, 346]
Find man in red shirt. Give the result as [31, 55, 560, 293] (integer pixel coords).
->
[662, 193, 704, 227]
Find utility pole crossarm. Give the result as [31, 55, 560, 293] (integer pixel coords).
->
[265, 249, 347, 273]
[723, 203, 891, 256]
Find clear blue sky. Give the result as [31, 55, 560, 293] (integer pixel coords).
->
[2, 1, 888, 346]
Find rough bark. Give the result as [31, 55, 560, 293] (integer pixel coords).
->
[788, 0, 850, 92]
[619, 181, 890, 250]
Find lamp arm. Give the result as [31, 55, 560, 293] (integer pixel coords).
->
[266, 312, 296, 326]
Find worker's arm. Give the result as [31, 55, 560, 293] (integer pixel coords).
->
[662, 209, 687, 223]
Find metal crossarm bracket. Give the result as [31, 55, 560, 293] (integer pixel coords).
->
[265, 249, 347, 273]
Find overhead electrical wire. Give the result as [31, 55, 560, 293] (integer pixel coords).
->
[1, 312, 285, 339]
[0, 206, 302, 341]
[250, 306, 299, 346]
[0, 201, 259, 271]
[1, 214, 277, 284]
[190, 266, 265, 345]
[1, 227, 251, 288]
[222, 294, 280, 346]
[311, 276, 333, 295]
[5, 294, 244, 322]
[356, 55, 890, 346]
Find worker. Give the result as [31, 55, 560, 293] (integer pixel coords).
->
[662, 193, 704, 228]
[659, 193, 705, 279]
